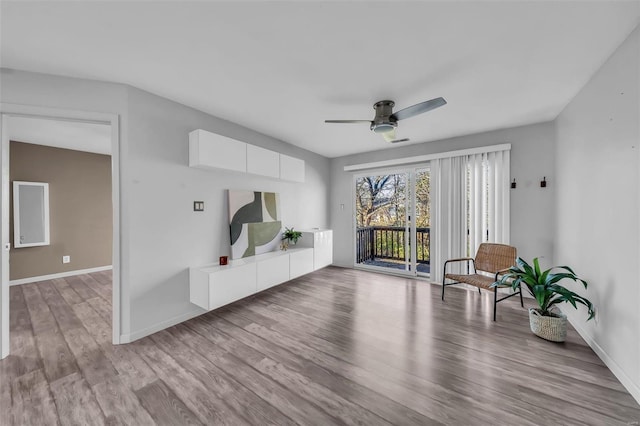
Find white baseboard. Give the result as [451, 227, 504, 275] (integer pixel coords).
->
[563, 308, 640, 405]
[119, 308, 203, 344]
[9, 265, 113, 286]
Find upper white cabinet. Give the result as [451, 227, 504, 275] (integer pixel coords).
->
[279, 154, 305, 183]
[188, 129, 304, 182]
[189, 129, 246, 172]
[247, 145, 280, 178]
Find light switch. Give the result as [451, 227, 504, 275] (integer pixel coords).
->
[194, 201, 205, 211]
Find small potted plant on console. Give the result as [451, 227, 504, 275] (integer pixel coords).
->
[281, 227, 302, 251]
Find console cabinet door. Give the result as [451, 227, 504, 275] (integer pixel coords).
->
[289, 249, 314, 279]
[209, 263, 257, 310]
[256, 254, 290, 291]
[313, 230, 333, 270]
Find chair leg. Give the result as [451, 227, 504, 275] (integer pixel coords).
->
[519, 283, 524, 307]
[441, 264, 447, 301]
[493, 287, 498, 321]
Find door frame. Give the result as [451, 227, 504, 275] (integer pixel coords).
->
[352, 163, 430, 277]
[0, 103, 121, 359]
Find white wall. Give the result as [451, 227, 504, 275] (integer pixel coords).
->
[329, 122, 556, 271]
[0, 69, 330, 343]
[125, 87, 329, 339]
[555, 26, 640, 402]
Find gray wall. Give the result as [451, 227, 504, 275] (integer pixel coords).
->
[555, 26, 639, 401]
[329, 122, 556, 270]
[125, 86, 330, 337]
[9, 141, 112, 280]
[0, 69, 330, 341]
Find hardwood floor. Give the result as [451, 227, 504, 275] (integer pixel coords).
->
[1, 267, 639, 425]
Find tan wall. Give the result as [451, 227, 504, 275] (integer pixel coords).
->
[9, 141, 112, 280]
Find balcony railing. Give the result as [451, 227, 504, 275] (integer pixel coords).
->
[356, 226, 430, 265]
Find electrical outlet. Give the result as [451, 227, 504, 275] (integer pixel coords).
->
[62, 255, 70, 264]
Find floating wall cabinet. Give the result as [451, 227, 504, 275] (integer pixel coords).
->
[289, 248, 314, 279]
[190, 247, 314, 311]
[247, 145, 280, 178]
[256, 253, 290, 291]
[189, 262, 257, 311]
[188, 129, 305, 182]
[298, 229, 333, 270]
[189, 129, 247, 172]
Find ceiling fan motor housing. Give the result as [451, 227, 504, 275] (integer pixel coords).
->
[371, 100, 398, 133]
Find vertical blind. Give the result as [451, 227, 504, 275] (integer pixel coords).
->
[431, 147, 510, 282]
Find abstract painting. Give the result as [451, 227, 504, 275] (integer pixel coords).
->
[228, 190, 281, 259]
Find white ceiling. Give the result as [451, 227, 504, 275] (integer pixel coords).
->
[7, 116, 112, 155]
[1, 1, 639, 158]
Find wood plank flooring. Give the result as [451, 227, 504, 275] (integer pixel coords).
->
[1, 267, 639, 425]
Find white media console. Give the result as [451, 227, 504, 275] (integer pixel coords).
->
[190, 230, 332, 311]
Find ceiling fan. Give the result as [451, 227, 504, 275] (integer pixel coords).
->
[325, 97, 447, 143]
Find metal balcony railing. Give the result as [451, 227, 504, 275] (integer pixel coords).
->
[356, 226, 430, 265]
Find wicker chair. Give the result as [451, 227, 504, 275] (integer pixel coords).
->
[442, 243, 522, 321]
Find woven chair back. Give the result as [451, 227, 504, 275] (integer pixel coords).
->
[474, 243, 517, 273]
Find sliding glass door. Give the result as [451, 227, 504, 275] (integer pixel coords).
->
[413, 168, 430, 276]
[354, 167, 431, 277]
[355, 172, 410, 272]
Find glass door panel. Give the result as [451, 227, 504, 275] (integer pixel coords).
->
[414, 168, 431, 276]
[354, 167, 431, 278]
[355, 173, 410, 273]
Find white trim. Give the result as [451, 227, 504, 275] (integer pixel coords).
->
[9, 266, 113, 286]
[0, 103, 121, 351]
[344, 143, 512, 172]
[354, 264, 431, 281]
[564, 308, 640, 405]
[119, 309, 203, 344]
[1, 116, 9, 359]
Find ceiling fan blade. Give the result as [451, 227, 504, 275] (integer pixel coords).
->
[324, 120, 372, 124]
[391, 97, 447, 121]
[381, 128, 397, 142]
[390, 138, 410, 144]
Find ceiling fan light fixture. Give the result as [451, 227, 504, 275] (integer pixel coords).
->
[325, 97, 446, 144]
[371, 122, 397, 133]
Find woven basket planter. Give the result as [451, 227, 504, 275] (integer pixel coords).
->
[529, 308, 567, 342]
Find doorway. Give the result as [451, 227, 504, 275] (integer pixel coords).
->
[354, 166, 431, 277]
[0, 106, 121, 359]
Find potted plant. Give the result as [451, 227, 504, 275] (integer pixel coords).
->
[281, 227, 302, 250]
[493, 257, 595, 342]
